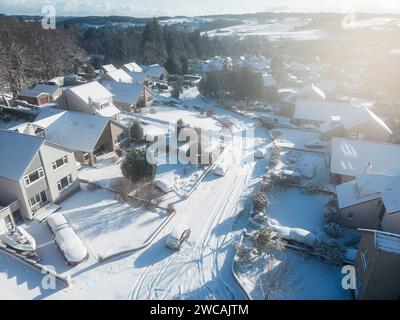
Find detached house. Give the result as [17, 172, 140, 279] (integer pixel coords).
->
[122, 62, 143, 73]
[17, 89, 51, 106]
[0, 130, 80, 220]
[102, 80, 153, 112]
[321, 106, 392, 143]
[102, 69, 133, 84]
[335, 174, 400, 233]
[13, 111, 128, 166]
[142, 64, 168, 81]
[354, 229, 400, 300]
[328, 137, 400, 184]
[58, 81, 121, 119]
[125, 71, 154, 87]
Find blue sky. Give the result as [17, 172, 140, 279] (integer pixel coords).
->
[1, 0, 400, 17]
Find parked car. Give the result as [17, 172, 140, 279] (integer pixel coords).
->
[213, 162, 229, 177]
[166, 225, 191, 250]
[255, 148, 267, 159]
[47, 213, 69, 234]
[55, 227, 88, 266]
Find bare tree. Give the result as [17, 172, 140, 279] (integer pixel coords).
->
[258, 243, 304, 300]
[112, 177, 134, 201]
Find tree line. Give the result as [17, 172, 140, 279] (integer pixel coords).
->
[0, 17, 86, 98]
[199, 67, 265, 101]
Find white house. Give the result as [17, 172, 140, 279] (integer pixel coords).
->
[58, 81, 121, 118]
[122, 62, 143, 73]
[102, 69, 134, 84]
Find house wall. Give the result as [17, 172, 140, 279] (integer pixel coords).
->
[381, 212, 400, 234]
[58, 91, 90, 114]
[0, 205, 16, 234]
[355, 232, 400, 300]
[339, 198, 383, 229]
[39, 142, 80, 203]
[110, 122, 128, 150]
[113, 100, 134, 113]
[0, 177, 30, 220]
[330, 173, 355, 185]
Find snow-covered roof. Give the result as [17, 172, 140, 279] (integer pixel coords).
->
[102, 80, 144, 105]
[34, 107, 64, 121]
[341, 106, 392, 134]
[104, 69, 133, 84]
[0, 129, 45, 181]
[297, 84, 326, 100]
[125, 71, 148, 84]
[336, 174, 400, 213]
[102, 64, 117, 73]
[359, 229, 400, 255]
[262, 74, 276, 87]
[142, 64, 167, 78]
[123, 62, 143, 73]
[330, 137, 400, 178]
[94, 104, 121, 118]
[25, 111, 110, 153]
[294, 100, 351, 122]
[31, 84, 60, 96]
[68, 81, 113, 105]
[18, 88, 49, 98]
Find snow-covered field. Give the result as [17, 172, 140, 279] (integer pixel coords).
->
[203, 17, 322, 41]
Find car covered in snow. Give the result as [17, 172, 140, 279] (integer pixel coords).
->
[213, 162, 229, 177]
[166, 225, 191, 250]
[54, 226, 88, 266]
[304, 140, 326, 149]
[47, 213, 69, 234]
[255, 148, 267, 159]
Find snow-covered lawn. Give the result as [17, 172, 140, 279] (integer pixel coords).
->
[236, 249, 351, 300]
[57, 186, 169, 259]
[272, 127, 325, 152]
[267, 188, 329, 238]
[79, 152, 123, 190]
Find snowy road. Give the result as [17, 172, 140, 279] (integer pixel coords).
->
[128, 101, 270, 300]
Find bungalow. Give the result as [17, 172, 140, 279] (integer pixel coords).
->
[17, 89, 51, 106]
[328, 137, 400, 184]
[335, 174, 400, 233]
[101, 64, 117, 73]
[142, 64, 168, 81]
[0, 130, 80, 220]
[321, 106, 392, 143]
[122, 62, 143, 73]
[102, 69, 133, 84]
[13, 111, 128, 165]
[354, 229, 400, 300]
[58, 81, 121, 119]
[102, 80, 153, 112]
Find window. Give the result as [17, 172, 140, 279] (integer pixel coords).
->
[116, 131, 127, 144]
[52, 155, 68, 170]
[361, 249, 368, 271]
[29, 191, 48, 209]
[348, 212, 354, 220]
[57, 174, 73, 191]
[24, 167, 44, 186]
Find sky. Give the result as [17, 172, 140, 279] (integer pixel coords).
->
[1, 0, 400, 17]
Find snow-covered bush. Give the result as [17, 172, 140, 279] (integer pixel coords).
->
[313, 239, 345, 267]
[324, 223, 342, 239]
[235, 243, 254, 262]
[253, 227, 272, 248]
[325, 207, 339, 224]
[252, 190, 268, 213]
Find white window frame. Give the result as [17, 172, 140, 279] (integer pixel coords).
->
[24, 167, 45, 186]
[52, 155, 69, 171]
[361, 249, 368, 271]
[57, 174, 73, 192]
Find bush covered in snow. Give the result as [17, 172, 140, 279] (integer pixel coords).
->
[324, 223, 342, 239]
[252, 190, 269, 213]
[325, 207, 339, 224]
[252, 227, 272, 248]
[313, 239, 345, 267]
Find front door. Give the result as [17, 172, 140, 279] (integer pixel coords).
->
[40, 190, 48, 204]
